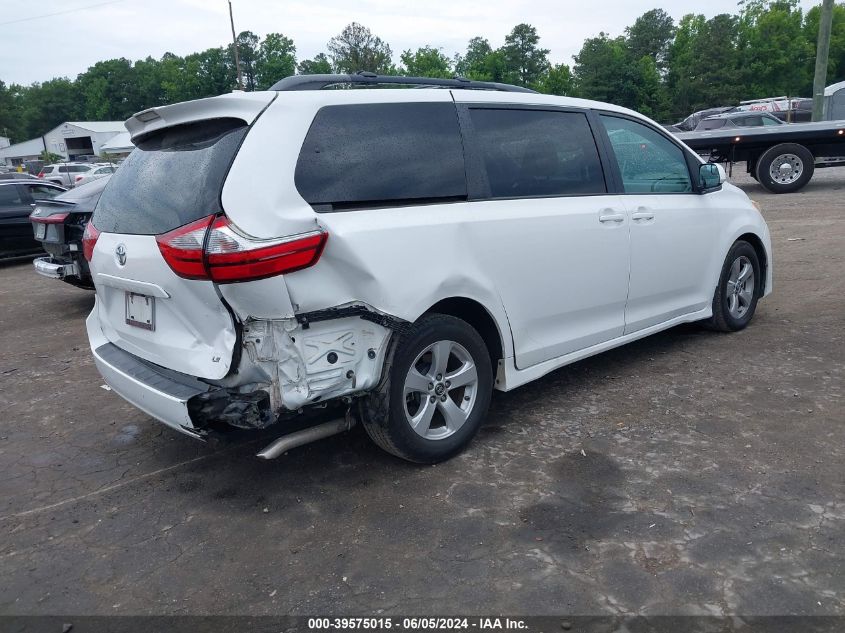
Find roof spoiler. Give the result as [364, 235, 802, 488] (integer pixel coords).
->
[126, 91, 277, 142]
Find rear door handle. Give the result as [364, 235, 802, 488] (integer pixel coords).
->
[632, 207, 655, 222]
[599, 209, 625, 224]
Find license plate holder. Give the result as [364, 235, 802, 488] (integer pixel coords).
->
[34, 223, 46, 239]
[125, 292, 155, 331]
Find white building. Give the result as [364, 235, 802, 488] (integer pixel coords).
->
[0, 136, 9, 149]
[43, 121, 125, 160]
[98, 131, 134, 157]
[0, 120, 126, 166]
[0, 137, 46, 166]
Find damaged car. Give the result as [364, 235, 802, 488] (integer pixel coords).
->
[31, 176, 110, 288]
[85, 73, 773, 463]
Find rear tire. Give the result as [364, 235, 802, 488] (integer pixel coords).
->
[754, 143, 814, 193]
[362, 314, 492, 463]
[704, 240, 761, 332]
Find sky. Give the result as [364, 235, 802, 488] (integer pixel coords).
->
[0, 0, 822, 86]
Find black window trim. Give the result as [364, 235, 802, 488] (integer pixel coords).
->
[296, 102, 469, 214]
[593, 110, 712, 195]
[457, 103, 614, 202]
[16, 184, 32, 206]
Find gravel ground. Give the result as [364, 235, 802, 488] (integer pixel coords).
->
[0, 166, 843, 617]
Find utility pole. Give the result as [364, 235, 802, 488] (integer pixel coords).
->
[228, 0, 244, 90]
[812, 0, 835, 121]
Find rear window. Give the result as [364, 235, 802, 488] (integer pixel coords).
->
[295, 103, 466, 211]
[93, 118, 246, 234]
[468, 108, 606, 198]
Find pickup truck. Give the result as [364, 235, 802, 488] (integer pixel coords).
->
[676, 120, 845, 193]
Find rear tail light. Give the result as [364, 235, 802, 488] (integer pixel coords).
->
[154, 215, 214, 279]
[156, 215, 327, 283]
[75, 175, 84, 182]
[30, 212, 69, 224]
[82, 222, 100, 262]
[37, 172, 45, 178]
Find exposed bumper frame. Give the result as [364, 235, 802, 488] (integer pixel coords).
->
[33, 256, 80, 280]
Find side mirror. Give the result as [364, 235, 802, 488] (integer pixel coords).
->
[699, 163, 726, 192]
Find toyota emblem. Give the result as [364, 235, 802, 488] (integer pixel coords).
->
[115, 243, 127, 266]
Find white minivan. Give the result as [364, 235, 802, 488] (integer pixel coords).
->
[84, 74, 772, 463]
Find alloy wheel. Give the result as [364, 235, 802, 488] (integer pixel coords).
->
[726, 255, 755, 319]
[402, 340, 479, 440]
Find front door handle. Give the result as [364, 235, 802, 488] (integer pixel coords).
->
[599, 209, 625, 224]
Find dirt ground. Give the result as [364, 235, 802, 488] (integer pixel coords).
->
[1, 166, 843, 617]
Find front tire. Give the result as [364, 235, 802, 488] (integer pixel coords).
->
[362, 314, 493, 463]
[704, 240, 762, 332]
[754, 143, 814, 193]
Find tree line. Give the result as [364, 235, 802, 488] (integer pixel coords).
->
[1, 0, 843, 144]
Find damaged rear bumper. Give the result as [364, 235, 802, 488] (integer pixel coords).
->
[87, 309, 270, 439]
[87, 301, 397, 439]
[90, 340, 208, 439]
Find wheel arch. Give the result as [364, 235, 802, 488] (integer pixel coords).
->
[423, 297, 506, 373]
[736, 232, 769, 294]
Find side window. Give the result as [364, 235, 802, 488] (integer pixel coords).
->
[295, 103, 466, 211]
[0, 186, 23, 206]
[27, 185, 62, 201]
[468, 108, 606, 198]
[762, 116, 781, 126]
[600, 115, 693, 193]
[58, 166, 68, 173]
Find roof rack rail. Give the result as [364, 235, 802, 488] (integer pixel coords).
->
[739, 96, 788, 104]
[270, 71, 536, 93]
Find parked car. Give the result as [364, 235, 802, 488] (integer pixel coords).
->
[695, 111, 785, 131]
[0, 180, 66, 258]
[672, 106, 736, 132]
[733, 97, 814, 123]
[74, 164, 117, 187]
[0, 172, 39, 180]
[38, 163, 93, 187]
[30, 176, 110, 288]
[84, 74, 772, 464]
